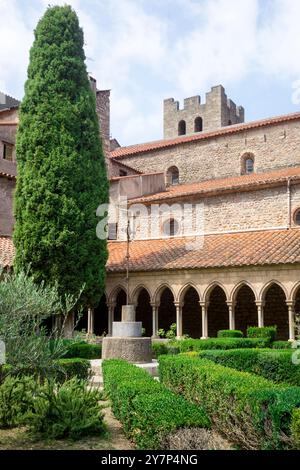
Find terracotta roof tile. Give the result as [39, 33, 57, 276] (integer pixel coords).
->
[129, 166, 300, 203]
[111, 112, 300, 158]
[107, 229, 300, 273]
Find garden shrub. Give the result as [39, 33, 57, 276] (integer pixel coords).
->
[102, 359, 210, 450]
[62, 341, 102, 359]
[247, 326, 277, 342]
[197, 349, 300, 386]
[217, 329, 243, 338]
[174, 337, 270, 352]
[0, 375, 37, 428]
[159, 355, 300, 449]
[152, 342, 169, 358]
[291, 409, 300, 449]
[54, 358, 91, 382]
[26, 378, 105, 440]
[273, 341, 292, 349]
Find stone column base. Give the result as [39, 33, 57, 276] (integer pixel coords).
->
[102, 337, 152, 363]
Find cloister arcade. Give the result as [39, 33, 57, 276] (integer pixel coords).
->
[78, 268, 300, 341]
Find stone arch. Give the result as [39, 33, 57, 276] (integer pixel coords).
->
[114, 288, 127, 322]
[181, 286, 201, 338]
[166, 165, 179, 185]
[292, 283, 300, 318]
[153, 283, 176, 305]
[131, 284, 152, 305]
[241, 152, 255, 175]
[156, 285, 176, 332]
[178, 120, 186, 136]
[259, 280, 288, 302]
[94, 293, 108, 336]
[204, 282, 229, 303]
[177, 283, 201, 304]
[135, 287, 152, 337]
[194, 116, 203, 132]
[205, 283, 229, 337]
[261, 281, 288, 340]
[108, 284, 127, 304]
[232, 282, 257, 335]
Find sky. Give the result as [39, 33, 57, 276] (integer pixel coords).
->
[1, 0, 300, 146]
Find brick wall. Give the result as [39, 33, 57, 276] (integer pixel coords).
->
[118, 119, 300, 184]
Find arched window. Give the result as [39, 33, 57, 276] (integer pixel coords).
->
[166, 166, 179, 185]
[163, 218, 179, 237]
[294, 208, 300, 226]
[241, 153, 255, 175]
[228, 119, 232, 126]
[194, 117, 203, 133]
[178, 120, 186, 136]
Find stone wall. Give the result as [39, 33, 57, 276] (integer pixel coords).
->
[0, 176, 15, 236]
[118, 119, 300, 184]
[125, 183, 300, 240]
[163, 85, 244, 139]
[0, 124, 17, 161]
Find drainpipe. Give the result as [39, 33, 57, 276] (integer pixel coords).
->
[287, 178, 292, 229]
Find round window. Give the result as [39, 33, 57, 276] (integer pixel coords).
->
[295, 209, 300, 226]
[163, 218, 179, 237]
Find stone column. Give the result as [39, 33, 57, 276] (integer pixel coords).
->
[63, 312, 74, 339]
[151, 303, 159, 338]
[174, 302, 183, 339]
[107, 303, 115, 337]
[227, 301, 236, 330]
[199, 301, 209, 339]
[87, 308, 94, 335]
[256, 301, 265, 328]
[286, 301, 295, 341]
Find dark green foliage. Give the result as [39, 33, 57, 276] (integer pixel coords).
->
[173, 337, 270, 352]
[217, 329, 243, 338]
[273, 341, 292, 349]
[0, 375, 37, 428]
[62, 341, 102, 359]
[291, 409, 300, 449]
[26, 378, 105, 440]
[102, 359, 210, 450]
[159, 355, 300, 449]
[247, 326, 277, 342]
[197, 349, 300, 386]
[152, 342, 172, 358]
[54, 358, 91, 382]
[13, 5, 108, 307]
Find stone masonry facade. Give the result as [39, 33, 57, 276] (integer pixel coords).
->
[163, 85, 244, 139]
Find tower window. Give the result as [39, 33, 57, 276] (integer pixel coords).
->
[178, 120, 186, 136]
[294, 209, 300, 226]
[241, 153, 255, 175]
[228, 119, 232, 126]
[3, 142, 13, 161]
[166, 166, 179, 185]
[108, 223, 118, 240]
[119, 169, 127, 177]
[194, 117, 203, 133]
[163, 218, 179, 237]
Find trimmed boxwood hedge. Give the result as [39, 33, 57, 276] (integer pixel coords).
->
[159, 355, 300, 450]
[62, 341, 102, 359]
[217, 330, 243, 338]
[247, 326, 277, 342]
[273, 341, 292, 350]
[102, 359, 210, 449]
[197, 349, 300, 386]
[174, 337, 270, 352]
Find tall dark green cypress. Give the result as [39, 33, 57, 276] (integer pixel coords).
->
[13, 6, 109, 307]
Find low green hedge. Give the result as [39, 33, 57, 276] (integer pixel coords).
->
[159, 355, 300, 450]
[62, 341, 102, 359]
[152, 342, 170, 358]
[197, 349, 300, 386]
[292, 409, 300, 449]
[247, 326, 277, 342]
[273, 341, 292, 350]
[54, 358, 91, 383]
[217, 329, 243, 338]
[102, 359, 210, 449]
[174, 337, 270, 352]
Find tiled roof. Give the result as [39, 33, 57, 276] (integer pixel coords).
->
[0, 171, 16, 179]
[0, 237, 15, 267]
[111, 111, 300, 158]
[0, 121, 18, 125]
[0, 93, 20, 111]
[107, 229, 300, 273]
[3, 229, 300, 271]
[110, 158, 141, 175]
[129, 166, 300, 203]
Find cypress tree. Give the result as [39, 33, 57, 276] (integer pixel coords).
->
[13, 6, 109, 307]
